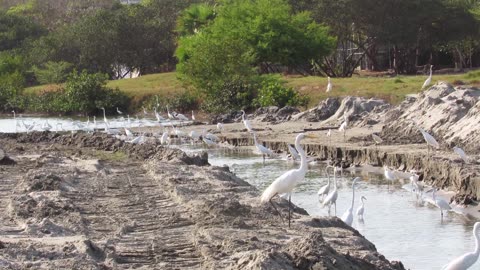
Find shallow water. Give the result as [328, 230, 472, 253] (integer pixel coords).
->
[180, 144, 479, 270]
[0, 116, 188, 133]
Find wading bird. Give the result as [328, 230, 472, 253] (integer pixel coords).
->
[430, 188, 452, 218]
[453, 146, 469, 164]
[341, 177, 361, 226]
[327, 129, 332, 145]
[412, 121, 439, 159]
[322, 169, 338, 215]
[443, 222, 480, 270]
[166, 105, 174, 120]
[241, 110, 253, 133]
[287, 144, 300, 161]
[216, 122, 224, 132]
[421, 65, 433, 90]
[191, 111, 196, 121]
[116, 107, 123, 115]
[260, 133, 315, 228]
[326, 76, 332, 93]
[253, 133, 275, 164]
[384, 166, 396, 190]
[317, 169, 331, 200]
[356, 196, 367, 219]
[339, 114, 348, 142]
[372, 133, 383, 150]
[101, 107, 109, 127]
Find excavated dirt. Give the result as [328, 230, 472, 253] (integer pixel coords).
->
[0, 133, 404, 269]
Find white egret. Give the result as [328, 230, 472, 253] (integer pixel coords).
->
[327, 129, 331, 145]
[154, 107, 164, 122]
[202, 136, 217, 146]
[160, 131, 169, 145]
[338, 114, 348, 142]
[253, 133, 275, 164]
[101, 107, 109, 127]
[341, 177, 361, 226]
[287, 144, 300, 161]
[372, 133, 383, 150]
[189, 130, 201, 144]
[443, 222, 480, 270]
[260, 133, 315, 228]
[42, 120, 52, 131]
[412, 121, 439, 159]
[191, 111, 196, 121]
[326, 76, 332, 93]
[317, 170, 330, 200]
[384, 166, 396, 190]
[175, 112, 189, 121]
[203, 129, 219, 142]
[125, 128, 133, 138]
[166, 105, 174, 120]
[241, 110, 253, 133]
[453, 146, 469, 164]
[431, 188, 452, 217]
[143, 106, 148, 115]
[356, 196, 367, 219]
[216, 122, 224, 131]
[322, 169, 338, 215]
[421, 65, 433, 90]
[117, 107, 123, 115]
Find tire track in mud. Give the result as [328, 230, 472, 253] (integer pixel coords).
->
[63, 161, 204, 269]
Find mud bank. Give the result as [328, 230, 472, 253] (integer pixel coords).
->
[0, 133, 404, 269]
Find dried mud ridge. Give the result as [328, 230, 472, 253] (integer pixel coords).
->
[0, 132, 403, 269]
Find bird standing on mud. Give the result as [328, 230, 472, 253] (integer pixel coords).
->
[260, 133, 316, 228]
[241, 110, 253, 133]
[326, 76, 332, 93]
[339, 114, 348, 142]
[453, 146, 469, 164]
[411, 120, 439, 160]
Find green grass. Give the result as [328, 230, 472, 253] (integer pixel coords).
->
[24, 70, 480, 108]
[285, 72, 480, 106]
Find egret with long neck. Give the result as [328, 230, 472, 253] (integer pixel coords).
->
[443, 222, 480, 270]
[261, 133, 315, 228]
[341, 177, 361, 226]
[421, 65, 433, 90]
[322, 169, 338, 215]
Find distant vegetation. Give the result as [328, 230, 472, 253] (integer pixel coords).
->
[1, 0, 480, 115]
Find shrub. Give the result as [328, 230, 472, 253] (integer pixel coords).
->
[33, 61, 73, 84]
[254, 75, 307, 108]
[201, 79, 256, 114]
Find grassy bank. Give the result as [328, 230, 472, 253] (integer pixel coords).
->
[25, 71, 480, 109]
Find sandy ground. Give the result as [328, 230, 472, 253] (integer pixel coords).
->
[0, 132, 405, 269]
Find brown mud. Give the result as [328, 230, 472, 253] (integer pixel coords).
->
[0, 132, 404, 269]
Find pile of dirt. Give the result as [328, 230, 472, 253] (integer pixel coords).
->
[381, 82, 480, 151]
[322, 96, 390, 126]
[292, 98, 340, 122]
[254, 106, 300, 123]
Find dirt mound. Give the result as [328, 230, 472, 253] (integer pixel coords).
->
[293, 98, 340, 122]
[323, 96, 390, 126]
[381, 82, 480, 151]
[20, 172, 65, 192]
[254, 106, 300, 123]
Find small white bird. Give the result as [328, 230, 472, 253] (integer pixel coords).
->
[326, 76, 332, 93]
[372, 133, 383, 145]
[341, 177, 361, 226]
[260, 133, 316, 228]
[431, 188, 452, 217]
[384, 166, 396, 190]
[189, 130, 201, 143]
[167, 105, 174, 119]
[338, 114, 348, 142]
[443, 222, 480, 270]
[160, 131, 169, 145]
[117, 107, 123, 115]
[216, 122, 224, 131]
[253, 133, 275, 164]
[176, 113, 189, 121]
[124, 128, 133, 138]
[453, 146, 469, 163]
[412, 121, 439, 159]
[421, 65, 433, 90]
[241, 110, 253, 133]
[191, 110, 196, 121]
[317, 170, 330, 200]
[327, 129, 332, 145]
[322, 169, 339, 215]
[356, 196, 367, 219]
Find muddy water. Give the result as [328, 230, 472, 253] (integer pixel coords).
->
[0, 117, 187, 133]
[180, 145, 479, 270]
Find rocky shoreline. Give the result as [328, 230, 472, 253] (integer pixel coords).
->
[0, 132, 404, 269]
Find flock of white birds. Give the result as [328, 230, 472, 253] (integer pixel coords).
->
[6, 67, 479, 269]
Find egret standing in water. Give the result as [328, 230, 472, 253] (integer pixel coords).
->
[253, 133, 275, 164]
[356, 196, 367, 220]
[421, 65, 433, 90]
[317, 169, 331, 200]
[322, 169, 338, 215]
[260, 133, 316, 228]
[341, 177, 361, 226]
[443, 222, 480, 270]
[430, 188, 452, 218]
[384, 166, 396, 190]
[101, 107, 109, 128]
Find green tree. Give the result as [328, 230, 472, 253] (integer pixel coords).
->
[0, 9, 45, 51]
